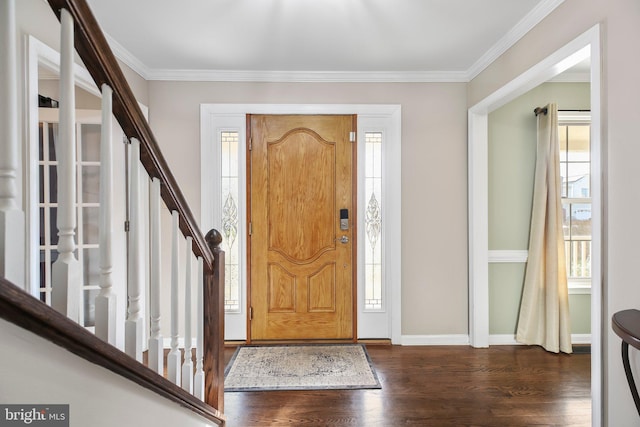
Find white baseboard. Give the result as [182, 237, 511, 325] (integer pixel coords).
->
[162, 334, 591, 348]
[489, 334, 591, 345]
[400, 334, 470, 346]
[488, 334, 524, 345]
[571, 334, 592, 345]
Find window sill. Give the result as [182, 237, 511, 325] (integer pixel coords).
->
[568, 280, 591, 295]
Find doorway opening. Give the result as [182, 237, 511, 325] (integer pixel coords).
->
[467, 25, 602, 425]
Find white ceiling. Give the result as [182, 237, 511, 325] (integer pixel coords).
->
[84, 0, 569, 82]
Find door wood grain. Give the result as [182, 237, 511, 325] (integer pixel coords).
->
[248, 115, 356, 340]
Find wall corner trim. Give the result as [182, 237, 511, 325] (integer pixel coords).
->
[488, 250, 529, 263]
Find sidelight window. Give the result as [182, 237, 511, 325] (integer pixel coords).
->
[220, 131, 241, 312]
[364, 132, 383, 311]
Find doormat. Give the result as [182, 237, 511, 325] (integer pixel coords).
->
[224, 344, 382, 392]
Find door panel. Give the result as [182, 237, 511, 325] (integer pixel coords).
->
[249, 115, 355, 340]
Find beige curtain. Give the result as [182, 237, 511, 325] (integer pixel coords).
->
[516, 103, 572, 354]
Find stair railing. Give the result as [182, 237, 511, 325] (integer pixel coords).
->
[0, 0, 225, 423]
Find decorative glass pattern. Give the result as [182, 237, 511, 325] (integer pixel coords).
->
[366, 193, 381, 248]
[364, 132, 383, 310]
[221, 131, 241, 312]
[223, 193, 238, 249]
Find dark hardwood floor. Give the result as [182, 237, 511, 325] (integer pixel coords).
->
[223, 345, 590, 426]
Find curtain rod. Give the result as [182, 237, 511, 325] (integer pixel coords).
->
[534, 108, 591, 116]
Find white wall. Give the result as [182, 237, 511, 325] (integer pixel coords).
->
[468, 0, 640, 424]
[0, 319, 217, 427]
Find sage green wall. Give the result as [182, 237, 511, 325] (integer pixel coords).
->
[488, 263, 526, 335]
[488, 82, 590, 336]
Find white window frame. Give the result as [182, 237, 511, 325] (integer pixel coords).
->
[558, 111, 591, 294]
[200, 104, 402, 343]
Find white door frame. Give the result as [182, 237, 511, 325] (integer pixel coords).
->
[467, 25, 602, 426]
[200, 104, 402, 344]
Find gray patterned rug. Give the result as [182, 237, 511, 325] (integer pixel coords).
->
[224, 344, 382, 391]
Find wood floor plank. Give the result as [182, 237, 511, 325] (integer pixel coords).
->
[223, 345, 590, 426]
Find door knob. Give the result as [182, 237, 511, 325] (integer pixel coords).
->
[339, 235, 349, 244]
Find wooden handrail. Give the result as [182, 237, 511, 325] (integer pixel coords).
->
[0, 277, 225, 425]
[45, 0, 214, 272]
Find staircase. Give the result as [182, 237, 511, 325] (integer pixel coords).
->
[0, 0, 225, 425]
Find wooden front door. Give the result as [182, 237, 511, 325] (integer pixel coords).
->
[248, 114, 356, 341]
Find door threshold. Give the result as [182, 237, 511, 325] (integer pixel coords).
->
[357, 339, 392, 346]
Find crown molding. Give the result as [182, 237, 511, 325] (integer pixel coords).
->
[466, 0, 566, 81]
[102, 0, 565, 84]
[145, 69, 469, 83]
[104, 33, 151, 81]
[103, 34, 469, 82]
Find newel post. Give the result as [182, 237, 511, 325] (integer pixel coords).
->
[204, 229, 225, 411]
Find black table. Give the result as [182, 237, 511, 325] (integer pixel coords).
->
[612, 309, 640, 417]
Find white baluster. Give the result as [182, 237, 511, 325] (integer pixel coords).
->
[194, 256, 205, 400]
[181, 236, 194, 393]
[51, 8, 81, 321]
[0, 0, 17, 212]
[95, 84, 116, 344]
[0, 0, 25, 286]
[167, 210, 181, 384]
[148, 177, 163, 374]
[125, 138, 143, 362]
